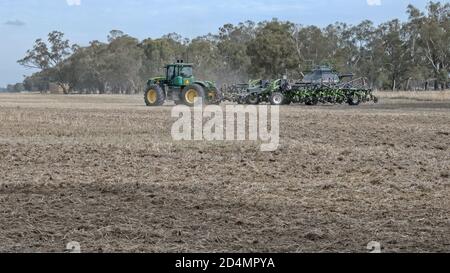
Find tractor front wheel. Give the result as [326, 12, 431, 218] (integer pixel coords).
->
[182, 84, 206, 107]
[145, 85, 165, 106]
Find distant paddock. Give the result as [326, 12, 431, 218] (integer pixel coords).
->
[375, 90, 450, 101]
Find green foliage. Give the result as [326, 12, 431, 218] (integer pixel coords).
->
[6, 83, 25, 93]
[19, 2, 450, 93]
[406, 1, 450, 89]
[18, 31, 76, 93]
[247, 20, 299, 78]
[217, 21, 254, 82]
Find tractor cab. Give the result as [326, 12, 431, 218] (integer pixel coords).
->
[165, 61, 195, 87]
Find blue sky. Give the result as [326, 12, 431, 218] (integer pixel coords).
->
[0, 0, 433, 87]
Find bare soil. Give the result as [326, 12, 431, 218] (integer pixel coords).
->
[0, 93, 449, 253]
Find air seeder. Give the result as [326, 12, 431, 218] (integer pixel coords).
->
[144, 61, 222, 107]
[224, 66, 378, 106]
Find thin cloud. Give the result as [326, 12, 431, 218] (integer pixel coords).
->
[216, 0, 304, 12]
[4, 19, 26, 26]
[66, 0, 81, 6]
[367, 0, 382, 6]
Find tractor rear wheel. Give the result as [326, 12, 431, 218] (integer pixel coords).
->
[145, 85, 165, 106]
[182, 84, 206, 107]
[269, 92, 286, 105]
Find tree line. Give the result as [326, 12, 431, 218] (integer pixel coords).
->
[19, 1, 449, 94]
[3, 83, 25, 93]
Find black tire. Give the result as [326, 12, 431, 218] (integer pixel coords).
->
[246, 93, 260, 105]
[269, 92, 285, 105]
[181, 84, 206, 107]
[305, 98, 318, 106]
[174, 92, 184, 105]
[347, 93, 361, 106]
[210, 88, 223, 105]
[144, 85, 165, 106]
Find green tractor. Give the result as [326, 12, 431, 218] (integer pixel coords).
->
[144, 61, 222, 107]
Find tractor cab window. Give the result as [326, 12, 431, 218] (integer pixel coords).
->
[167, 66, 176, 80]
[312, 71, 323, 82]
[180, 66, 193, 78]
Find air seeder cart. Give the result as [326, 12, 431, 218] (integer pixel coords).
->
[225, 66, 378, 106]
